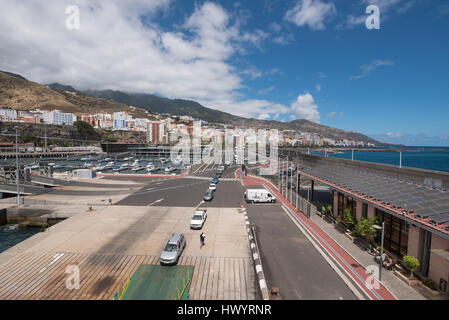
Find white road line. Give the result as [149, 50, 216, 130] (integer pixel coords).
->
[39, 253, 64, 273]
[148, 198, 164, 206]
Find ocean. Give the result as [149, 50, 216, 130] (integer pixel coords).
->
[0, 225, 40, 254]
[311, 146, 449, 173]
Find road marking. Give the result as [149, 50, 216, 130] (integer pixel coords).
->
[39, 253, 64, 273]
[132, 181, 208, 195]
[147, 198, 164, 206]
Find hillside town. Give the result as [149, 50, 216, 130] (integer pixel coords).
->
[0, 107, 376, 148]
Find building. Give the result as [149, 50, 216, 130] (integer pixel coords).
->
[0, 109, 18, 122]
[291, 153, 449, 293]
[147, 122, 168, 144]
[42, 110, 76, 126]
[81, 114, 98, 127]
[113, 112, 129, 130]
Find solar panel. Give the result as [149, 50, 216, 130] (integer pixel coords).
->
[430, 214, 449, 224]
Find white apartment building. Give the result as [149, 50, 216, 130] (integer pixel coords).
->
[0, 109, 18, 121]
[42, 110, 77, 125]
[113, 112, 130, 130]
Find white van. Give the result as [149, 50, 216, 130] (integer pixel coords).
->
[244, 189, 276, 203]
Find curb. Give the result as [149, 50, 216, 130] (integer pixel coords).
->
[240, 207, 270, 300]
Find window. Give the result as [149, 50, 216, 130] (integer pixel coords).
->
[362, 203, 368, 218]
[374, 209, 409, 258]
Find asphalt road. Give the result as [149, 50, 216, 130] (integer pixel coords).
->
[115, 178, 246, 208]
[244, 187, 357, 300]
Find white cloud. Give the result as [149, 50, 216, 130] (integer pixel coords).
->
[265, 68, 284, 76]
[242, 66, 263, 80]
[327, 111, 344, 119]
[257, 113, 271, 120]
[350, 59, 394, 80]
[327, 111, 336, 119]
[272, 34, 294, 45]
[269, 22, 282, 32]
[385, 132, 403, 138]
[258, 86, 276, 95]
[205, 98, 289, 119]
[285, 0, 336, 30]
[0, 0, 287, 120]
[290, 93, 320, 123]
[315, 84, 321, 92]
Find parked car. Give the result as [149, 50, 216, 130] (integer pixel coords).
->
[244, 189, 276, 203]
[212, 176, 219, 184]
[203, 189, 214, 201]
[160, 233, 186, 265]
[209, 183, 217, 191]
[190, 209, 207, 230]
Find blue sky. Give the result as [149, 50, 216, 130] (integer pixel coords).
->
[0, 0, 448, 145]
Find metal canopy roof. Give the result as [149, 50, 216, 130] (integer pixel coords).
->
[301, 164, 449, 229]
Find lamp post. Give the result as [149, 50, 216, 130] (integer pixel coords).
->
[373, 222, 385, 281]
[14, 126, 21, 206]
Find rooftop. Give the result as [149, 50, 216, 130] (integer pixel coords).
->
[299, 164, 449, 237]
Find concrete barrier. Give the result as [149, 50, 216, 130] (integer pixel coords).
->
[240, 207, 270, 300]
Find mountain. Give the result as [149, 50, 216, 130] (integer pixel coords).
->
[0, 71, 27, 81]
[0, 72, 147, 118]
[84, 89, 382, 145]
[83, 90, 244, 124]
[0, 71, 384, 145]
[47, 83, 78, 93]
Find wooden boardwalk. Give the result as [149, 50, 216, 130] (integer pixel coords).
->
[0, 251, 254, 300]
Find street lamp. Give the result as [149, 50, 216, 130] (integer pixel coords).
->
[14, 126, 21, 206]
[373, 222, 385, 281]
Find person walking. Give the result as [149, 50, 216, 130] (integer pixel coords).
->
[200, 232, 206, 248]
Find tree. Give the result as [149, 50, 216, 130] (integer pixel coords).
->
[355, 217, 377, 239]
[403, 256, 420, 277]
[74, 121, 99, 140]
[344, 208, 356, 230]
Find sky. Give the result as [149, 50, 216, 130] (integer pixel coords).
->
[0, 0, 448, 146]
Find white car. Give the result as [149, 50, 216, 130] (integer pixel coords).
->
[209, 183, 217, 191]
[190, 210, 207, 230]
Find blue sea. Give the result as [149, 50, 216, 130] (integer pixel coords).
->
[0, 225, 40, 254]
[312, 146, 449, 173]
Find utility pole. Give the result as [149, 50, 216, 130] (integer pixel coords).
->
[286, 158, 289, 200]
[44, 124, 47, 152]
[15, 126, 21, 206]
[399, 151, 402, 168]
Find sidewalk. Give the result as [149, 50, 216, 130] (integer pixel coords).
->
[309, 213, 427, 300]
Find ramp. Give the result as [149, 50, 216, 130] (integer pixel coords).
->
[116, 264, 194, 300]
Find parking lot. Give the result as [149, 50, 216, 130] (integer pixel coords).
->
[0, 178, 256, 300]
